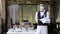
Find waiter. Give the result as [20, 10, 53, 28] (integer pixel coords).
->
[35, 3, 50, 34]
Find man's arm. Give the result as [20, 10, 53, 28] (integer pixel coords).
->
[35, 12, 38, 23]
[39, 12, 50, 23]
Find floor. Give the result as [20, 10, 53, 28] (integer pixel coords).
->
[49, 32, 60, 34]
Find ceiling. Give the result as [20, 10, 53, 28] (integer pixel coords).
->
[7, 0, 50, 5]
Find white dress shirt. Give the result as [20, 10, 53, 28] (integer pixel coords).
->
[35, 11, 50, 23]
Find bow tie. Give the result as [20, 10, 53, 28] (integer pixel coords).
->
[40, 11, 43, 12]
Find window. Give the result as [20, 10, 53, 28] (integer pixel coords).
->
[19, 5, 37, 23]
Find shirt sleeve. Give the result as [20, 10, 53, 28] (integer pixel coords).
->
[35, 12, 38, 23]
[46, 12, 50, 19]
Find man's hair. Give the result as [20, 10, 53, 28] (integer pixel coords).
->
[40, 2, 48, 11]
[40, 2, 45, 5]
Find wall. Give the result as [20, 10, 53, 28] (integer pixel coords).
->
[56, 5, 60, 23]
[0, 0, 2, 33]
[0, 0, 5, 33]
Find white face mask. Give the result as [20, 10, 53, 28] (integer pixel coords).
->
[40, 6, 45, 11]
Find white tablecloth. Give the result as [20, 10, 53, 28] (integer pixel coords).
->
[7, 32, 36, 34]
[7, 29, 36, 34]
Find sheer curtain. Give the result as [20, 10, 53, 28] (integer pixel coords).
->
[8, 4, 19, 24]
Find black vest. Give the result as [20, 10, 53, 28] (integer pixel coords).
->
[38, 11, 47, 25]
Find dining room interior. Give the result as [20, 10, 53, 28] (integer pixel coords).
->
[0, 0, 60, 34]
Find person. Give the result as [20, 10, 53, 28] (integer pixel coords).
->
[35, 3, 50, 34]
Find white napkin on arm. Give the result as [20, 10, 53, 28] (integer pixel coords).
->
[39, 18, 50, 24]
